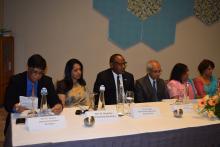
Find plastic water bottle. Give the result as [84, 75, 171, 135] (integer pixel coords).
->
[40, 87, 48, 114]
[97, 85, 105, 110]
[117, 83, 124, 116]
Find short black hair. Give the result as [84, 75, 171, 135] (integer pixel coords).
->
[198, 59, 215, 75]
[170, 63, 188, 83]
[109, 54, 122, 63]
[27, 54, 46, 70]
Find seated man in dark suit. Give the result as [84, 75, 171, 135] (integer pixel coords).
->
[4, 54, 63, 134]
[93, 54, 134, 105]
[135, 60, 169, 102]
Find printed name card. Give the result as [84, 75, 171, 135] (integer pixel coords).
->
[182, 103, 193, 112]
[171, 103, 193, 113]
[85, 110, 118, 122]
[25, 115, 66, 132]
[131, 107, 160, 118]
[19, 96, 38, 110]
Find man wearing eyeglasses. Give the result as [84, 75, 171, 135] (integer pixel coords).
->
[93, 54, 134, 105]
[4, 54, 63, 134]
[135, 60, 169, 102]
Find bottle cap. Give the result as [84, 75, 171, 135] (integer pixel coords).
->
[41, 87, 48, 95]
[99, 85, 105, 91]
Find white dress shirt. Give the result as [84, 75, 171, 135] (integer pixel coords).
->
[112, 71, 125, 100]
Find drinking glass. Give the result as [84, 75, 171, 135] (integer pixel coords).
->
[88, 92, 96, 110]
[125, 91, 134, 115]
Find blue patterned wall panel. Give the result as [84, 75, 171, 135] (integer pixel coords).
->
[93, 0, 194, 51]
[109, 18, 141, 48]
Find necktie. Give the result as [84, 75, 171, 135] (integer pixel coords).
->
[153, 80, 157, 101]
[32, 83, 35, 96]
[117, 75, 120, 99]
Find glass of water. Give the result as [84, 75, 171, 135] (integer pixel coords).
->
[125, 91, 134, 115]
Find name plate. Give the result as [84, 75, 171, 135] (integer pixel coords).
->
[25, 115, 66, 132]
[85, 110, 118, 122]
[171, 103, 193, 112]
[131, 107, 160, 118]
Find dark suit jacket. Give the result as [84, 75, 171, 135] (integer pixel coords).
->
[93, 68, 134, 105]
[4, 71, 61, 134]
[135, 75, 169, 102]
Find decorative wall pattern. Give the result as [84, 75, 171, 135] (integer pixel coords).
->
[93, 0, 194, 51]
[194, 0, 220, 25]
[127, 0, 162, 21]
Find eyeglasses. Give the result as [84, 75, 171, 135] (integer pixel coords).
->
[29, 68, 45, 76]
[152, 69, 162, 73]
[113, 61, 127, 66]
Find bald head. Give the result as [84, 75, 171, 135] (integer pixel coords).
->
[147, 60, 161, 79]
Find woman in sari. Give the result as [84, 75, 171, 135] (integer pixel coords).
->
[56, 58, 88, 107]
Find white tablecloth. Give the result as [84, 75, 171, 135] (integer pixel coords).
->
[11, 101, 220, 146]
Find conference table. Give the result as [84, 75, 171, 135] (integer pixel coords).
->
[6, 100, 220, 147]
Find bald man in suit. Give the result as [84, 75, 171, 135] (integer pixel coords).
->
[135, 60, 169, 102]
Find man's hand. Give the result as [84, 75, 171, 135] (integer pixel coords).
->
[51, 104, 63, 114]
[14, 103, 28, 113]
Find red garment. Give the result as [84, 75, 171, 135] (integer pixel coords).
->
[193, 78, 206, 97]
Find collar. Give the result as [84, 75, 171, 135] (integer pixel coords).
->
[148, 74, 156, 85]
[112, 71, 122, 78]
[27, 75, 38, 86]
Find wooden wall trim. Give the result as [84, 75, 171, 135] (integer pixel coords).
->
[0, 0, 4, 28]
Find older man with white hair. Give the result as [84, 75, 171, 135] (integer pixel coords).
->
[135, 60, 169, 102]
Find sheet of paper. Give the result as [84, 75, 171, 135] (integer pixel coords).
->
[19, 96, 38, 110]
